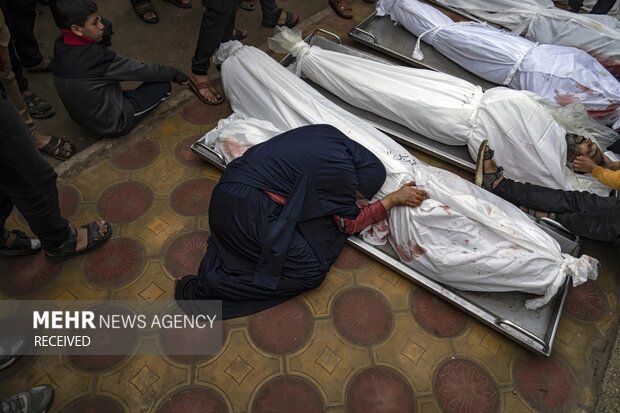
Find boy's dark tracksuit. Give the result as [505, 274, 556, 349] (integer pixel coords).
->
[52, 32, 185, 138]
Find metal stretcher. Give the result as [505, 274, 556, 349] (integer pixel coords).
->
[191, 34, 581, 355]
[349, 11, 497, 90]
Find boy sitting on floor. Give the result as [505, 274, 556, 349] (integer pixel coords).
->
[51, 0, 188, 138]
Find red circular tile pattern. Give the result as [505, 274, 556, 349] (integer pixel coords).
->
[346, 366, 416, 413]
[110, 138, 160, 170]
[164, 231, 209, 278]
[97, 182, 153, 223]
[156, 386, 229, 413]
[332, 287, 393, 346]
[513, 355, 578, 413]
[58, 395, 125, 413]
[0, 254, 61, 297]
[565, 281, 608, 322]
[252, 376, 324, 413]
[411, 288, 468, 337]
[170, 178, 216, 217]
[333, 245, 370, 270]
[248, 299, 313, 354]
[58, 184, 80, 218]
[174, 135, 206, 167]
[434, 358, 499, 413]
[84, 238, 146, 288]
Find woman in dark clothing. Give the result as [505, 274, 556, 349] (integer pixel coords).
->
[176, 124, 427, 319]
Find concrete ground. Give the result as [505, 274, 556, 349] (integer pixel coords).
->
[1, 0, 619, 412]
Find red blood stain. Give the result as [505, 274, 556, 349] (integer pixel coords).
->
[587, 102, 620, 119]
[576, 82, 594, 95]
[596, 55, 620, 79]
[554, 93, 579, 106]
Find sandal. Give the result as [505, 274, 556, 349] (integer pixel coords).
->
[132, 2, 159, 24]
[163, 0, 192, 9]
[239, 0, 255, 11]
[474, 140, 503, 189]
[22, 93, 55, 120]
[0, 229, 41, 256]
[188, 78, 225, 105]
[328, 0, 353, 19]
[231, 29, 248, 41]
[46, 222, 112, 264]
[39, 136, 77, 161]
[262, 8, 299, 28]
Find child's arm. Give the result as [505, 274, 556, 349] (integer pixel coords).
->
[103, 55, 187, 84]
[592, 167, 620, 190]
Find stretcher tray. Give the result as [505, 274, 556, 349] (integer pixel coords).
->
[281, 32, 475, 172]
[349, 11, 497, 90]
[191, 133, 580, 357]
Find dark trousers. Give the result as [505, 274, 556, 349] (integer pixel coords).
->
[191, 0, 238, 75]
[259, 0, 279, 25]
[0, 0, 42, 68]
[569, 0, 615, 14]
[0, 87, 70, 251]
[609, 138, 620, 155]
[493, 178, 620, 249]
[123, 81, 172, 122]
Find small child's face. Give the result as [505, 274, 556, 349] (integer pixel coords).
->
[73, 13, 105, 43]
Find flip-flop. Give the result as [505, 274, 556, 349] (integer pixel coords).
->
[46, 222, 112, 264]
[239, 0, 255, 11]
[39, 136, 76, 161]
[188, 79, 225, 105]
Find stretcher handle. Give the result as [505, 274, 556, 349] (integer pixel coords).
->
[351, 28, 378, 44]
[312, 29, 341, 44]
[204, 145, 227, 166]
[496, 318, 548, 352]
[538, 217, 579, 243]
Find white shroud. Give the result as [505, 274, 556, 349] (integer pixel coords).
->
[414, 0, 620, 78]
[376, 0, 620, 129]
[199, 41, 598, 309]
[268, 27, 612, 195]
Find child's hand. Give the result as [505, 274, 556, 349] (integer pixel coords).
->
[572, 155, 597, 173]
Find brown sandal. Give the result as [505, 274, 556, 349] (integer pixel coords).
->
[188, 78, 224, 105]
[329, 0, 353, 19]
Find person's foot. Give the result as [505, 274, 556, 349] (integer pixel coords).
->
[482, 157, 504, 190]
[45, 221, 112, 264]
[277, 10, 299, 26]
[0, 336, 26, 370]
[0, 385, 53, 413]
[132, 1, 159, 24]
[34, 135, 76, 161]
[188, 73, 224, 105]
[21, 91, 54, 119]
[239, 0, 255, 10]
[24, 57, 53, 73]
[0, 230, 41, 256]
[474, 140, 504, 190]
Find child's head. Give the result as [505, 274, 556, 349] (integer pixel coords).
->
[54, 0, 104, 42]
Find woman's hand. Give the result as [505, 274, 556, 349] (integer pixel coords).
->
[382, 182, 428, 210]
[572, 155, 597, 173]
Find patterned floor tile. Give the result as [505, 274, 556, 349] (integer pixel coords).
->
[83, 237, 147, 289]
[169, 178, 216, 217]
[110, 138, 161, 170]
[163, 230, 210, 279]
[155, 385, 230, 413]
[346, 366, 417, 413]
[97, 181, 155, 224]
[252, 375, 325, 413]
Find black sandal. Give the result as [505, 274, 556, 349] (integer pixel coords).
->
[0, 229, 41, 256]
[474, 140, 503, 190]
[46, 222, 112, 264]
[22, 93, 55, 120]
[39, 136, 77, 161]
[132, 2, 159, 24]
[239, 0, 255, 10]
[262, 8, 299, 28]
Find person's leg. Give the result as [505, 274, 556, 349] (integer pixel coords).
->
[492, 178, 620, 214]
[568, 0, 584, 12]
[189, 0, 235, 104]
[3, 0, 44, 68]
[554, 207, 620, 246]
[260, 0, 298, 27]
[591, 0, 616, 14]
[0, 385, 53, 413]
[122, 81, 172, 123]
[0, 90, 70, 251]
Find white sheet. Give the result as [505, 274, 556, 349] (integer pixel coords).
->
[269, 27, 613, 195]
[203, 41, 598, 309]
[425, 0, 620, 78]
[377, 0, 620, 129]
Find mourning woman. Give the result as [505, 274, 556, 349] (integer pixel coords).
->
[176, 124, 427, 319]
